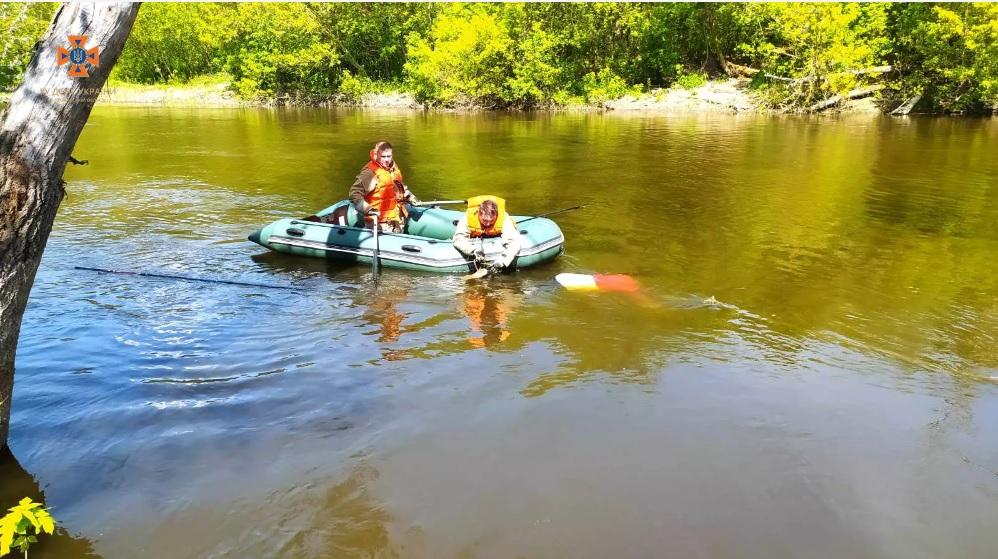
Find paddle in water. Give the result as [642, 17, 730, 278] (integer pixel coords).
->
[371, 214, 381, 285]
[462, 267, 490, 281]
[463, 254, 491, 281]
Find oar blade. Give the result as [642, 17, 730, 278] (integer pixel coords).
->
[462, 268, 489, 281]
[371, 217, 380, 282]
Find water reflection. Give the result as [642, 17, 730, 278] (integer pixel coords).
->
[363, 285, 408, 344]
[0, 448, 99, 558]
[460, 281, 521, 349]
[277, 464, 399, 558]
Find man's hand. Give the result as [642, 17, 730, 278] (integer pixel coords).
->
[404, 186, 420, 206]
[367, 207, 380, 216]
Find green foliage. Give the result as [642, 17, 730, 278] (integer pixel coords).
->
[226, 3, 340, 100]
[306, 3, 437, 82]
[581, 68, 633, 104]
[404, 5, 517, 106]
[675, 67, 708, 90]
[888, 3, 998, 113]
[113, 3, 236, 83]
[0, 3, 58, 91]
[405, 3, 648, 107]
[0, 498, 55, 558]
[337, 69, 395, 101]
[519, 3, 647, 85]
[634, 4, 756, 84]
[504, 20, 562, 106]
[2, 2, 998, 112]
[731, 3, 890, 108]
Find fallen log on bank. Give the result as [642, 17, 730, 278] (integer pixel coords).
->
[810, 85, 884, 112]
[891, 94, 923, 116]
[845, 66, 893, 76]
[719, 56, 760, 79]
[729, 65, 894, 85]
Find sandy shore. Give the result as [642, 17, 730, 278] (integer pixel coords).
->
[98, 81, 244, 107]
[93, 80, 767, 113]
[0, 79, 884, 115]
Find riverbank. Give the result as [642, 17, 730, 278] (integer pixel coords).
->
[0, 79, 889, 115]
[99, 80, 244, 107]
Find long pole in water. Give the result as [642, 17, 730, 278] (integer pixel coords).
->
[74, 266, 299, 290]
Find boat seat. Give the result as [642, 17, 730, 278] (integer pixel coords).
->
[406, 207, 459, 240]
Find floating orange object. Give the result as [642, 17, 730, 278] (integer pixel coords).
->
[594, 274, 639, 293]
[555, 273, 640, 293]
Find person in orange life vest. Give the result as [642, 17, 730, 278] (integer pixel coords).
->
[349, 141, 420, 233]
[452, 196, 522, 274]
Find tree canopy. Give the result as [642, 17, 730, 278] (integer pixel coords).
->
[3, 2, 997, 113]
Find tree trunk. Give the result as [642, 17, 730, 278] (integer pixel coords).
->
[809, 85, 884, 112]
[0, 2, 139, 449]
[891, 94, 923, 116]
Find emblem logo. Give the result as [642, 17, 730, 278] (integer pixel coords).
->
[56, 35, 100, 78]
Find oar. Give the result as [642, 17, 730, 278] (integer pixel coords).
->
[515, 205, 586, 225]
[74, 266, 299, 290]
[462, 267, 489, 281]
[412, 200, 466, 207]
[371, 213, 381, 283]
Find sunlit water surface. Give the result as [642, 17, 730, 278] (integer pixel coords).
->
[8, 106, 998, 558]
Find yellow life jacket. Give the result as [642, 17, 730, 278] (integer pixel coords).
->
[363, 160, 407, 224]
[466, 195, 508, 238]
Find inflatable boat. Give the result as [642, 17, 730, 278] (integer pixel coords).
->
[248, 200, 565, 273]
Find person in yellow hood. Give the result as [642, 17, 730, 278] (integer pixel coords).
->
[452, 196, 523, 274]
[349, 141, 420, 233]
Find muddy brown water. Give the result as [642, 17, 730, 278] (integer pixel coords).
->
[7, 106, 998, 558]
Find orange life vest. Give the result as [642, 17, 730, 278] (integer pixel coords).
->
[466, 195, 509, 238]
[364, 160, 407, 224]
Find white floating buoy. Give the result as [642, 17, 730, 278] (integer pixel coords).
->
[554, 273, 599, 291]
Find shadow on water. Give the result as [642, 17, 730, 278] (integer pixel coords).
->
[0, 448, 99, 558]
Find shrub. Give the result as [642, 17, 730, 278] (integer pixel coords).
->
[581, 68, 631, 105]
[0, 497, 55, 558]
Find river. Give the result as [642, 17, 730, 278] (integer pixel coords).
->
[7, 106, 998, 558]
